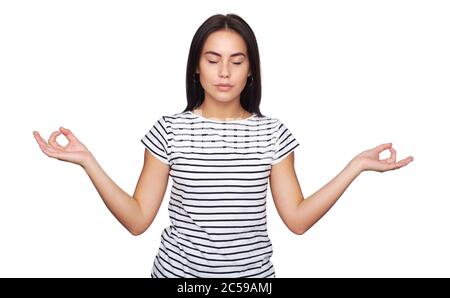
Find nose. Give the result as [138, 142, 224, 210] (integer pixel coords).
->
[219, 62, 230, 78]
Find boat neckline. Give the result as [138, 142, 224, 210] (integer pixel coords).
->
[187, 111, 257, 123]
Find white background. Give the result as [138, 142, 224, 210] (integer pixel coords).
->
[1, 0, 449, 277]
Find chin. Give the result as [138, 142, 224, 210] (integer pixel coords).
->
[217, 96, 239, 103]
[208, 91, 240, 102]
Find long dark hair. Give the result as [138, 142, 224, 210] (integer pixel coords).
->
[183, 14, 264, 117]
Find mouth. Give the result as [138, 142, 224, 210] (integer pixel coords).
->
[215, 84, 234, 91]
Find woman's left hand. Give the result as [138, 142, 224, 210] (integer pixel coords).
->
[351, 143, 414, 173]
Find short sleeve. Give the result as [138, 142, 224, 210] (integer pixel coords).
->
[271, 120, 300, 165]
[140, 116, 170, 165]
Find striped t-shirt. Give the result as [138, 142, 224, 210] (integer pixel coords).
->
[140, 110, 299, 278]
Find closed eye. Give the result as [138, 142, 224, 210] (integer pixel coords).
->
[207, 60, 242, 65]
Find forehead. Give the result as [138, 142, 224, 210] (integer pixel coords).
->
[202, 30, 247, 55]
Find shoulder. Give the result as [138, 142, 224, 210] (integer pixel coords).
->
[161, 111, 192, 121]
[154, 111, 192, 125]
[253, 113, 279, 123]
[254, 114, 281, 130]
[263, 115, 298, 132]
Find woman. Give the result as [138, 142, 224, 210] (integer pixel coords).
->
[33, 13, 413, 278]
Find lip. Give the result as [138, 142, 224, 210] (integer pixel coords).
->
[215, 84, 234, 91]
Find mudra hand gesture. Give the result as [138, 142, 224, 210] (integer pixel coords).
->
[352, 143, 414, 173]
[33, 127, 93, 167]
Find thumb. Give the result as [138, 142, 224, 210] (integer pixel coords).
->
[59, 126, 79, 142]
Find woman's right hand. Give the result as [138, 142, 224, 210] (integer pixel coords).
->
[33, 127, 94, 168]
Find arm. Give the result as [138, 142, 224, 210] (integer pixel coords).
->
[83, 149, 169, 235]
[33, 127, 170, 236]
[270, 153, 360, 235]
[269, 143, 413, 235]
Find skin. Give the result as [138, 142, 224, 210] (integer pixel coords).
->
[33, 29, 414, 236]
[194, 29, 253, 120]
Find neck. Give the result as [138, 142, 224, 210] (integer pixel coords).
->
[194, 97, 249, 121]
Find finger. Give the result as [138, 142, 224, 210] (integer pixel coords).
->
[33, 131, 48, 147]
[384, 156, 414, 171]
[48, 130, 65, 151]
[59, 127, 79, 143]
[388, 147, 397, 163]
[33, 131, 56, 152]
[382, 147, 397, 163]
[375, 142, 392, 153]
[47, 131, 58, 146]
[395, 156, 414, 168]
[33, 131, 57, 157]
[34, 135, 60, 157]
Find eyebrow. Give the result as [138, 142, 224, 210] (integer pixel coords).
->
[204, 51, 246, 58]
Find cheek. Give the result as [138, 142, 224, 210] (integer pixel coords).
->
[236, 70, 250, 86]
[200, 72, 216, 86]
[237, 64, 250, 78]
[199, 63, 215, 80]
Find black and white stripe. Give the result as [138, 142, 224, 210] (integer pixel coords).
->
[141, 111, 299, 278]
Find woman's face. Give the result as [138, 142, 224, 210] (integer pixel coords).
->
[197, 29, 250, 104]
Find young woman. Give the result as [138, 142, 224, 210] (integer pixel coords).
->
[33, 14, 413, 278]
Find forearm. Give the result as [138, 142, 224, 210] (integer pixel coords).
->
[82, 155, 144, 234]
[295, 160, 362, 234]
